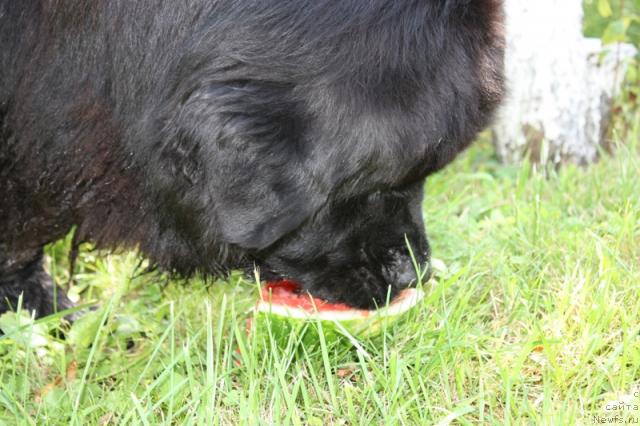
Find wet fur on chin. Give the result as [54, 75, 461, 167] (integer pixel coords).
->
[0, 0, 504, 314]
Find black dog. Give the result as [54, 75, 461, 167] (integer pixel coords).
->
[0, 1, 504, 316]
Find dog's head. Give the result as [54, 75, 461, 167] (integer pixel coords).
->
[253, 181, 430, 309]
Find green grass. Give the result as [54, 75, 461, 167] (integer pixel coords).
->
[1, 127, 639, 424]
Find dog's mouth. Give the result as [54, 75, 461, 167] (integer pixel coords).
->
[250, 261, 365, 308]
[249, 259, 411, 309]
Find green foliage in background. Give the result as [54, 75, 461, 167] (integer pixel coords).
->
[584, 0, 640, 48]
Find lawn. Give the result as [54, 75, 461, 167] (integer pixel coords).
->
[0, 128, 639, 424]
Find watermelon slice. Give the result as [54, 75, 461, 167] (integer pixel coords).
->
[250, 280, 424, 344]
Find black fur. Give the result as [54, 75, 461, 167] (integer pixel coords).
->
[0, 0, 504, 315]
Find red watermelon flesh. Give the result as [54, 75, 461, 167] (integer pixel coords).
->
[261, 280, 355, 312]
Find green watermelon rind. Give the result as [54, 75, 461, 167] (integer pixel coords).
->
[251, 288, 424, 342]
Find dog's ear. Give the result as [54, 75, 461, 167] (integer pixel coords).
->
[154, 81, 325, 250]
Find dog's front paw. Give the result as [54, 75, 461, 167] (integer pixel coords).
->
[0, 255, 76, 320]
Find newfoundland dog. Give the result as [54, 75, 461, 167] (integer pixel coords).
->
[0, 0, 504, 316]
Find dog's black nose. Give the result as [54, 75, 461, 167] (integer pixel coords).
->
[381, 250, 428, 290]
[393, 259, 417, 289]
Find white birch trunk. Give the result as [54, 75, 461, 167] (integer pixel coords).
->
[492, 0, 636, 165]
